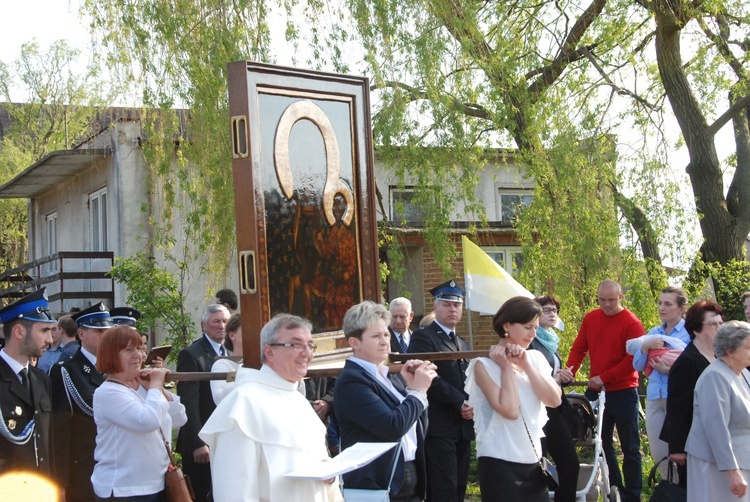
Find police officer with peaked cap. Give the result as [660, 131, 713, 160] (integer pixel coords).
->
[408, 280, 475, 502]
[50, 302, 113, 501]
[109, 306, 141, 328]
[0, 288, 55, 475]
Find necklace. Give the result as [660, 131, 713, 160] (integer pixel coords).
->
[693, 337, 715, 361]
[107, 375, 138, 390]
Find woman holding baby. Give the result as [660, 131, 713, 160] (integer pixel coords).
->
[626, 286, 691, 480]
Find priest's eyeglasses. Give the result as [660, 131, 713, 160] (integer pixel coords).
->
[269, 342, 318, 353]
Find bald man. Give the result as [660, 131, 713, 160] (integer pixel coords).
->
[566, 280, 645, 502]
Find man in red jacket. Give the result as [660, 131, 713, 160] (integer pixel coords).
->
[566, 280, 645, 502]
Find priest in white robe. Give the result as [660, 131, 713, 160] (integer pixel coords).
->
[200, 314, 341, 502]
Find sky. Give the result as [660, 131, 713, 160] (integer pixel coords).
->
[1, 1, 89, 73]
[2, 1, 739, 269]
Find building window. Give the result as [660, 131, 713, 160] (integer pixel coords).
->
[482, 246, 524, 275]
[45, 212, 58, 273]
[89, 187, 108, 252]
[390, 187, 428, 221]
[497, 190, 533, 221]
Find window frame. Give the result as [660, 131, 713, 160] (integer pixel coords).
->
[481, 245, 524, 276]
[389, 186, 432, 222]
[496, 189, 534, 222]
[89, 187, 108, 252]
[45, 212, 58, 273]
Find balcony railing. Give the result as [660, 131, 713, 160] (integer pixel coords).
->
[0, 251, 114, 313]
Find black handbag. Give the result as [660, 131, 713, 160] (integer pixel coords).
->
[520, 408, 559, 491]
[648, 457, 686, 502]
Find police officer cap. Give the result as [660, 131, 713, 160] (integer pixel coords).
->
[110, 307, 141, 328]
[0, 288, 55, 324]
[72, 302, 113, 329]
[429, 280, 465, 303]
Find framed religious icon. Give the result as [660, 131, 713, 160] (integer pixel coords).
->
[227, 62, 381, 368]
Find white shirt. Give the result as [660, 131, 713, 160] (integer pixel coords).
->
[204, 334, 225, 356]
[434, 320, 458, 343]
[210, 358, 241, 405]
[200, 365, 340, 502]
[348, 357, 424, 462]
[465, 353, 551, 463]
[80, 347, 97, 366]
[0, 349, 27, 383]
[392, 330, 410, 348]
[91, 382, 187, 497]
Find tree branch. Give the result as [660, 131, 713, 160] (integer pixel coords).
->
[371, 80, 494, 120]
[527, 0, 607, 97]
[582, 47, 658, 110]
[704, 92, 750, 138]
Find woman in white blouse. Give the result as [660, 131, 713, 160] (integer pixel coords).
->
[465, 296, 561, 502]
[210, 312, 243, 404]
[91, 325, 187, 501]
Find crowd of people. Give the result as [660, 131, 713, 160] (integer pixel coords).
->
[1, 282, 750, 502]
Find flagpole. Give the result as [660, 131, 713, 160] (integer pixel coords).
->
[465, 277, 474, 350]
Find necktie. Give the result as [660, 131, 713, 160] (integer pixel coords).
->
[19, 367, 30, 394]
[449, 331, 460, 351]
[398, 334, 408, 354]
[219, 345, 226, 357]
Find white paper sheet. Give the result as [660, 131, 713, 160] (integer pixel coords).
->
[285, 442, 399, 480]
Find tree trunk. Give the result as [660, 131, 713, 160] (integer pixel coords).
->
[653, 1, 750, 263]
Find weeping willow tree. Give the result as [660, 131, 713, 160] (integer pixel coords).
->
[81, 0, 750, 333]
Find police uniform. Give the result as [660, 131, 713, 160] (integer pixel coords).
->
[109, 306, 140, 328]
[0, 288, 55, 475]
[407, 280, 474, 502]
[50, 302, 112, 502]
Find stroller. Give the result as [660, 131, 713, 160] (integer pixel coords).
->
[556, 390, 621, 502]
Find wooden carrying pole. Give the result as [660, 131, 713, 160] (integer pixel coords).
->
[163, 350, 490, 382]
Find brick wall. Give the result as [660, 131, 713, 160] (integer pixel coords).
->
[395, 230, 521, 351]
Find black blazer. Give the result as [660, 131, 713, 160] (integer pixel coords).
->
[176, 336, 219, 455]
[529, 338, 561, 377]
[0, 358, 52, 475]
[407, 322, 474, 440]
[662, 341, 710, 452]
[335, 360, 427, 497]
[50, 348, 104, 498]
[388, 327, 411, 354]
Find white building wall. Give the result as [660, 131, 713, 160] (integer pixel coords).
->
[372, 155, 532, 221]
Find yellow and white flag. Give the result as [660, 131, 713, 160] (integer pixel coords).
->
[461, 235, 534, 315]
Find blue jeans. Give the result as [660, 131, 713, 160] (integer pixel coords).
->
[587, 387, 642, 502]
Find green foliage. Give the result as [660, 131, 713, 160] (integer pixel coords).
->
[0, 40, 109, 272]
[684, 257, 750, 321]
[108, 253, 196, 358]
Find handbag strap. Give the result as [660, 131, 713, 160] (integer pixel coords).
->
[384, 442, 403, 492]
[519, 407, 545, 470]
[159, 428, 177, 467]
[649, 456, 679, 486]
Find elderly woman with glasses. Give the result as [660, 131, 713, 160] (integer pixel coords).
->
[335, 301, 437, 501]
[662, 300, 724, 487]
[685, 320, 750, 501]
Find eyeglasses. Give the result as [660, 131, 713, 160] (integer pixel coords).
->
[542, 308, 558, 314]
[702, 321, 723, 328]
[268, 342, 318, 353]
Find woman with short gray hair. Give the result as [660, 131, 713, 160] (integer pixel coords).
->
[335, 301, 437, 501]
[685, 320, 750, 501]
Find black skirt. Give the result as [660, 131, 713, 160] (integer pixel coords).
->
[477, 456, 548, 502]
